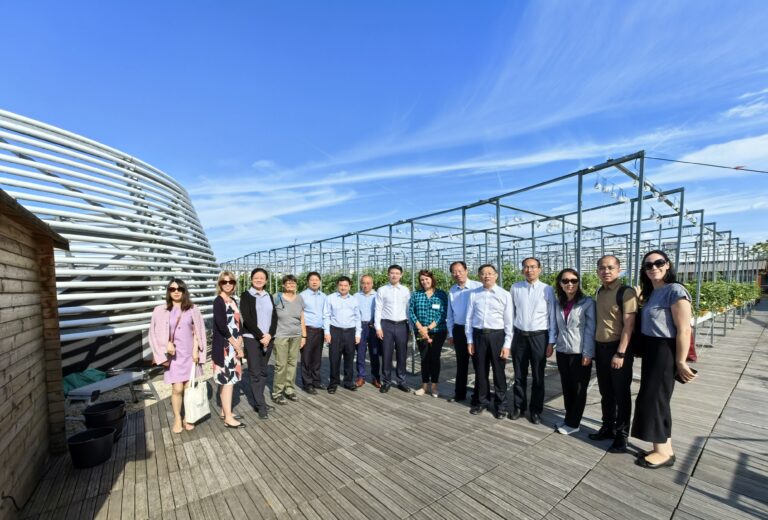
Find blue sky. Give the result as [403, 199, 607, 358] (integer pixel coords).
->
[2, 1, 768, 261]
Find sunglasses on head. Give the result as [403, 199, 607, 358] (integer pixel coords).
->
[560, 278, 579, 285]
[219, 280, 235, 286]
[168, 286, 185, 293]
[643, 258, 668, 270]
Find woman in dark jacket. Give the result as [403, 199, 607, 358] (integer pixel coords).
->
[212, 271, 245, 428]
[240, 267, 278, 420]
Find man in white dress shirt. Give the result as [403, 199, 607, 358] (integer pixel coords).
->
[446, 261, 483, 403]
[375, 264, 411, 393]
[465, 264, 514, 417]
[509, 257, 557, 424]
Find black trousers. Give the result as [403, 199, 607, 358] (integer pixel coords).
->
[329, 326, 356, 389]
[301, 326, 324, 387]
[381, 320, 409, 386]
[512, 330, 548, 414]
[417, 330, 447, 383]
[471, 329, 507, 410]
[595, 340, 634, 437]
[631, 335, 676, 443]
[452, 325, 475, 400]
[556, 352, 592, 428]
[243, 336, 273, 414]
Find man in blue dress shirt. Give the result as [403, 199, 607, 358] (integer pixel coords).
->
[354, 274, 381, 387]
[324, 276, 362, 393]
[447, 261, 483, 403]
[300, 272, 327, 394]
[375, 265, 412, 393]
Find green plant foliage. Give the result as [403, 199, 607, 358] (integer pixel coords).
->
[685, 281, 759, 315]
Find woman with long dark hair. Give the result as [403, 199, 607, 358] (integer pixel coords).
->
[552, 269, 595, 434]
[632, 250, 697, 469]
[212, 271, 245, 428]
[150, 278, 207, 434]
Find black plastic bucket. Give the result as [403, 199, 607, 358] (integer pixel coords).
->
[67, 427, 116, 468]
[83, 400, 125, 425]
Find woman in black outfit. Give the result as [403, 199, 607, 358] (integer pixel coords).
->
[240, 267, 278, 420]
[632, 250, 697, 469]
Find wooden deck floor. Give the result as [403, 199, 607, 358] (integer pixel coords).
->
[21, 305, 768, 519]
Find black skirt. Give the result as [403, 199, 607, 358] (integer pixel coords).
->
[631, 334, 676, 443]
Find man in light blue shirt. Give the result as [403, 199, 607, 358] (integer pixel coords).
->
[446, 260, 483, 403]
[323, 276, 361, 393]
[354, 274, 381, 387]
[300, 272, 326, 394]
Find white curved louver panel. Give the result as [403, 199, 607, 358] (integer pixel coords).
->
[0, 109, 219, 373]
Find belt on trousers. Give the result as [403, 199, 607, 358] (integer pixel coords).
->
[514, 328, 548, 337]
[382, 319, 407, 324]
[330, 326, 355, 332]
[474, 328, 504, 334]
[306, 326, 323, 331]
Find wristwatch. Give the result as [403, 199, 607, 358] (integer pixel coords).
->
[614, 351, 626, 359]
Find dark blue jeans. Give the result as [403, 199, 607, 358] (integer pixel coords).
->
[357, 321, 381, 380]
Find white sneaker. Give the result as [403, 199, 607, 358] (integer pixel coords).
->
[556, 424, 580, 435]
[431, 391, 439, 398]
[414, 388, 426, 396]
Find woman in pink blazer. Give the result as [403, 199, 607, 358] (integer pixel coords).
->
[150, 278, 207, 434]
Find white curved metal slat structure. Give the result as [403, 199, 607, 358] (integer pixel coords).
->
[0, 109, 219, 373]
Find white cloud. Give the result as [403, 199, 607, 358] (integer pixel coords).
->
[723, 101, 768, 119]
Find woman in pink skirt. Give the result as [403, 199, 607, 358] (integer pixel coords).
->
[150, 278, 207, 434]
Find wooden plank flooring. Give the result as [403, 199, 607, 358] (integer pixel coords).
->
[20, 304, 768, 519]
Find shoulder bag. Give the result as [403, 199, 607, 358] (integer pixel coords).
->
[183, 361, 210, 424]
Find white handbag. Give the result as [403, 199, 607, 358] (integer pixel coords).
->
[183, 362, 210, 424]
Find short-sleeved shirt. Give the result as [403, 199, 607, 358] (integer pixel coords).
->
[595, 280, 638, 343]
[274, 293, 304, 337]
[641, 283, 691, 338]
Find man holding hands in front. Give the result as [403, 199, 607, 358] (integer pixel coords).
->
[509, 257, 557, 424]
[465, 264, 514, 418]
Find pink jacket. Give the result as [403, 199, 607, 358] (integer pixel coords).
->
[149, 304, 207, 365]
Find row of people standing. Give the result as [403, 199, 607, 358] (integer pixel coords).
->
[149, 251, 696, 470]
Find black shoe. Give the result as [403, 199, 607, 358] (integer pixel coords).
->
[494, 410, 505, 420]
[529, 413, 541, 425]
[470, 406, 485, 415]
[224, 422, 246, 429]
[219, 414, 243, 421]
[345, 385, 357, 392]
[327, 386, 337, 394]
[258, 412, 268, 420]
[285, 393, 298, 401]
[608, 436, 628, 453]
[274, 395, 287, 405]
[507, 408, 521, 420]
[636, 454, 675, 469]
[380, 384, 390, 393]
[448, 396, 465, 403]
[265, 404, 275, 412]
[316, 384, 327, 390]
[304, 385, 318, 395]
[396, 384, 410, 392]
[588, 426, 616, 441]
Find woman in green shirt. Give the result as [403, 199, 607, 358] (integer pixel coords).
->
[409, 269, 448, 397]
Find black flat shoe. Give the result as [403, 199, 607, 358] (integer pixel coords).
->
[305, 385, 318, 395]
[588, 427, 616, 441]
[224, 422, 246, 429]
[327, 387, 337, 394]
[508, 408, 521, 420]
[636, 454, 675, 469]
[219, 414, 243, 421]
